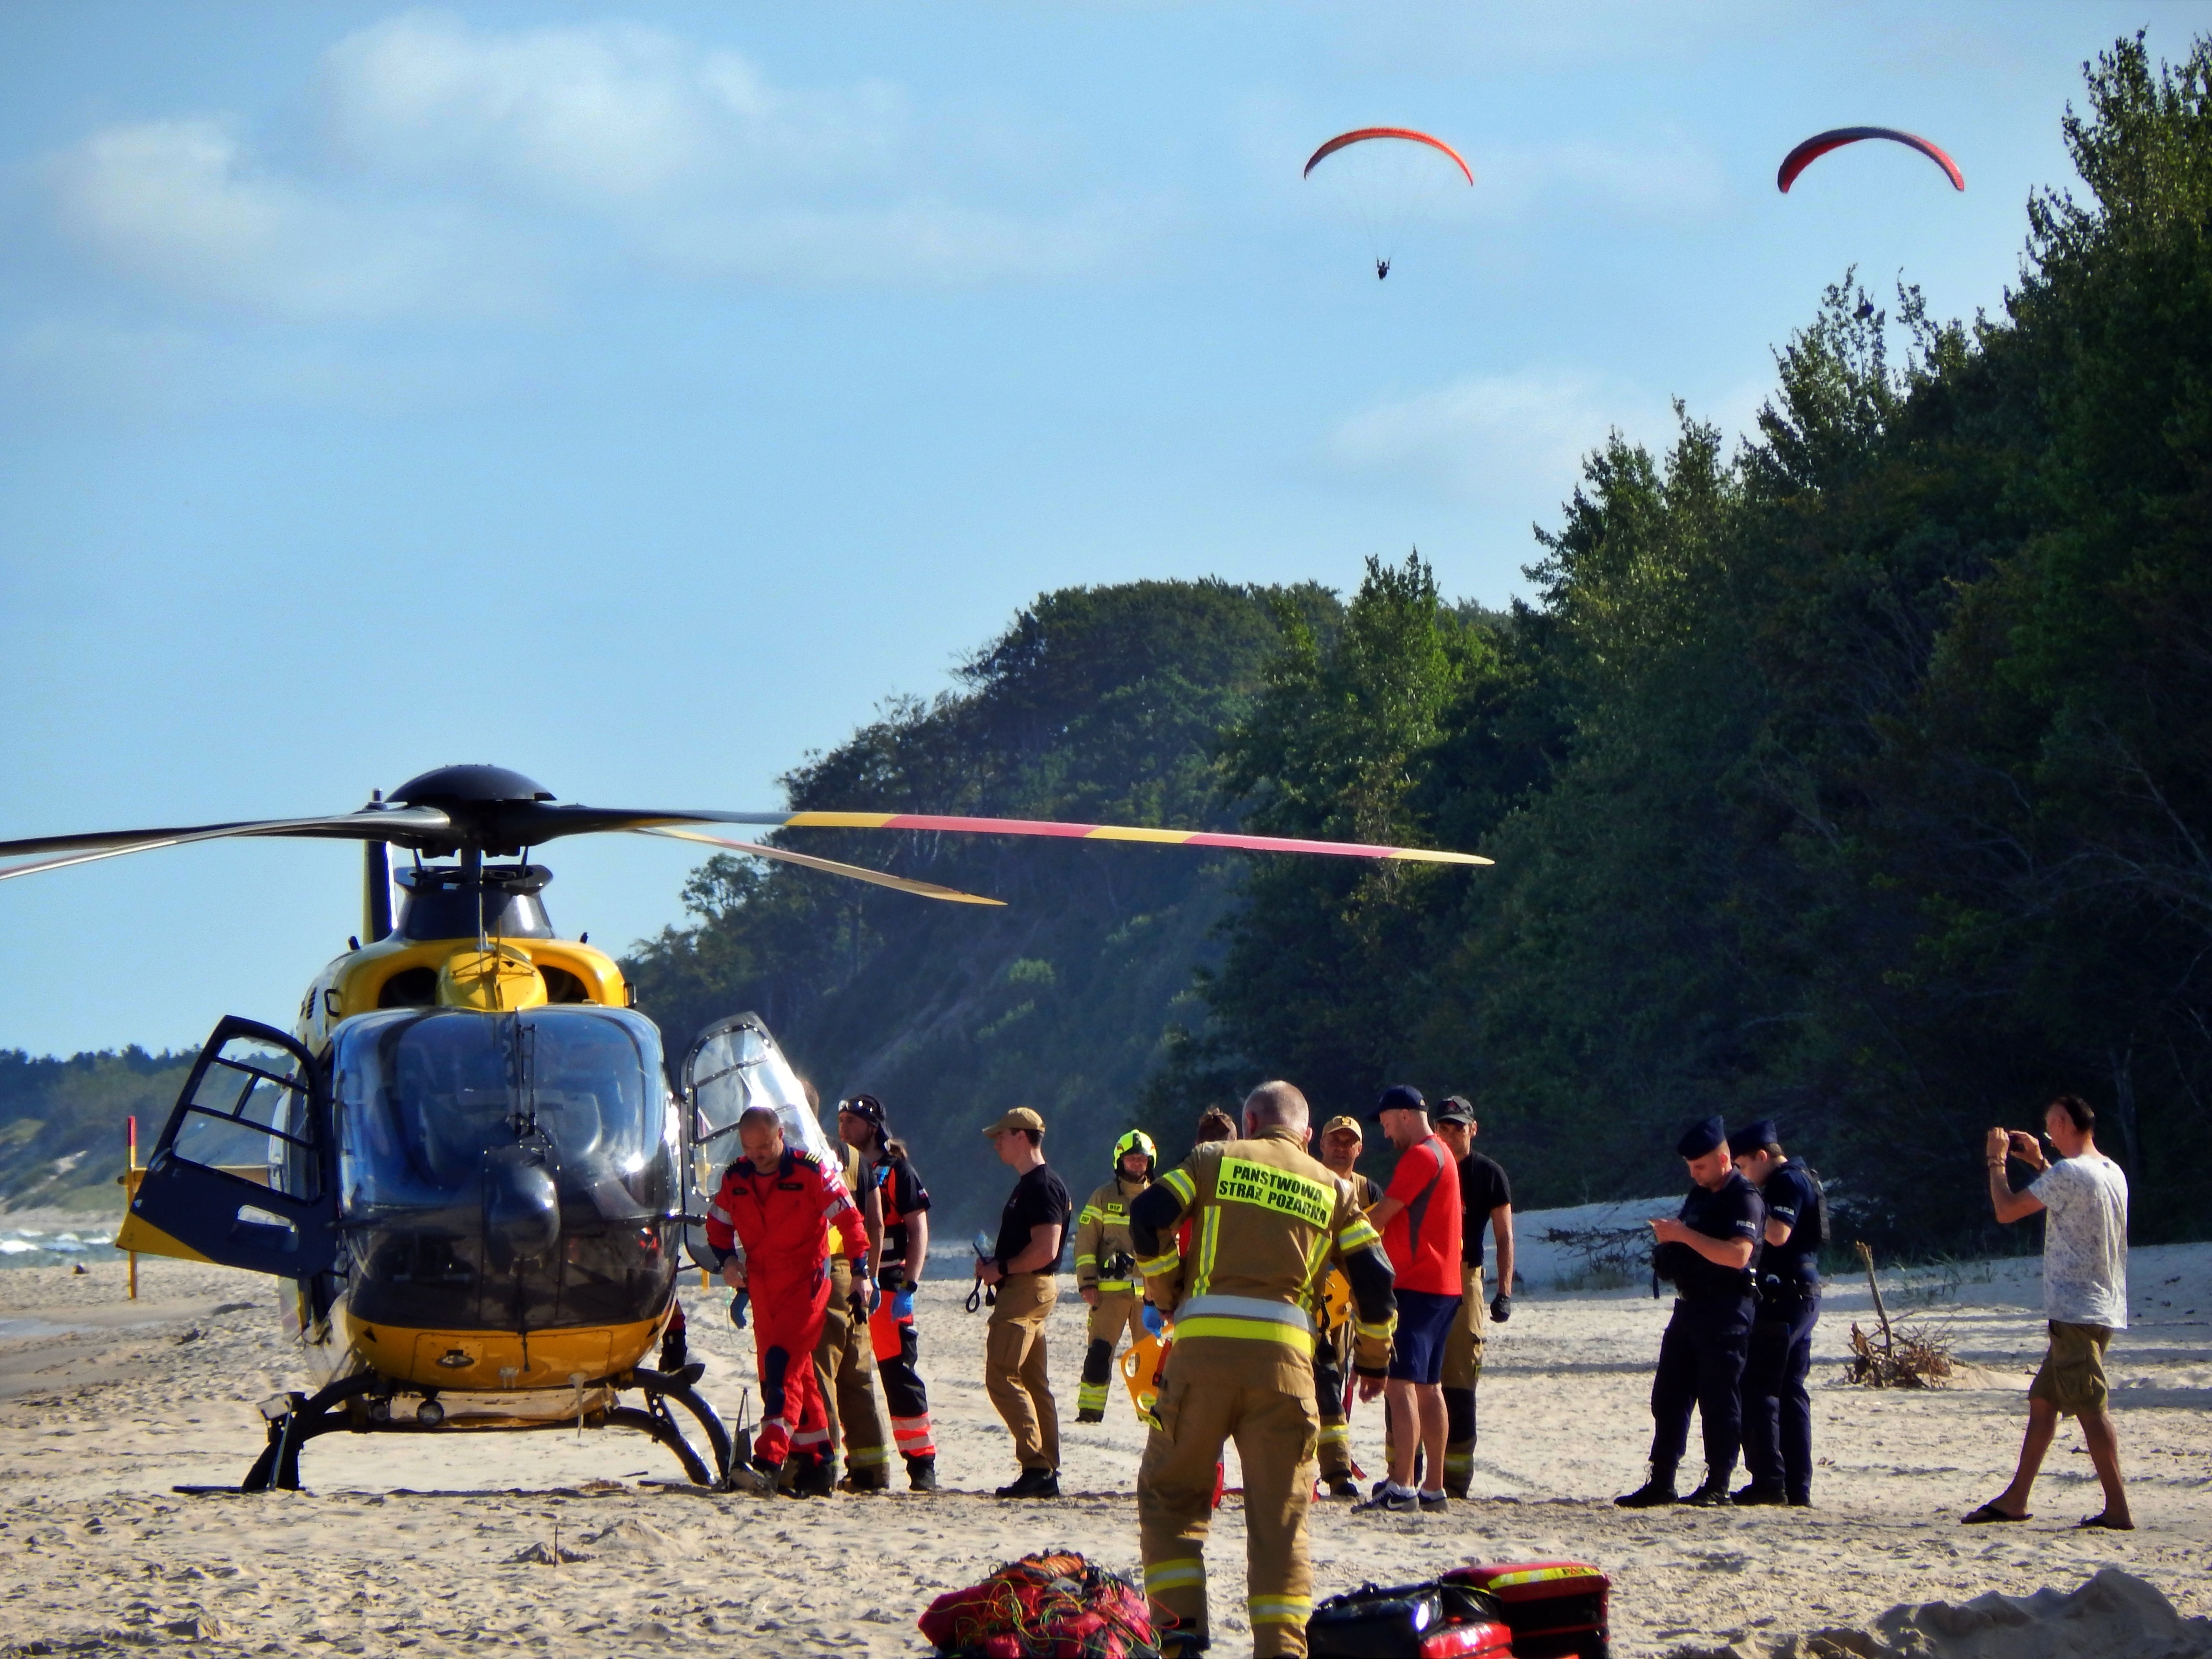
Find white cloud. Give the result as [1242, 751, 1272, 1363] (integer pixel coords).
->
[47, 118, 536, 321]
[320, 12, 907, 207]
[1328, 369, 1675, 506]
[38, 12, 1152, 324]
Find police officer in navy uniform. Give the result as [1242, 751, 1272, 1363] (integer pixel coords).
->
[1728, 1119, 1823, 1506]
[1617, 1116, 1765, 1509]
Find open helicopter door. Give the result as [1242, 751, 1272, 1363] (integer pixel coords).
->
[678, 1012, 836, 1271]
[116, 1016, 338, 1277]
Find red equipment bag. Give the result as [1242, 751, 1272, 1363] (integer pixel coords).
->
[918, 1551, 1158, 1659]
[1442, 1561, 1610, 1659]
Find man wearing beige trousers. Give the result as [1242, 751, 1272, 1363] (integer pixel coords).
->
[974, 1106, 1074, 1498]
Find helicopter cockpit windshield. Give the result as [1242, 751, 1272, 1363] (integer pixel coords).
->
[333, 1006, 682, 1329]
[336, 1007, 677, 1221]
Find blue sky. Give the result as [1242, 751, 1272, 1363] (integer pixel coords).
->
[4, 1, 2205, 1057]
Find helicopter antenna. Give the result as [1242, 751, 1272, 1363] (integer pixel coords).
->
[362, 787, 393, 944]
[464, 844, 486, 952]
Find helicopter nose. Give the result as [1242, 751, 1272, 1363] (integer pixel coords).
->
[483, 1146, 560, 1274]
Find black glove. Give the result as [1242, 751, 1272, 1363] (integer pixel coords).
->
[1489, 1293, 1512, 1323]
[848, 1287, 870, 1322]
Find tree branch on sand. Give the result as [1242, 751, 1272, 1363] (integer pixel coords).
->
[1846, 1241, 1955, 1387]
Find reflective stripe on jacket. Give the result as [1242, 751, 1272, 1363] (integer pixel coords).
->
[705, 1148, 866, 1281]
[1073, 1175, 1148, 1291]
[1136, 1127, 1394, 1368]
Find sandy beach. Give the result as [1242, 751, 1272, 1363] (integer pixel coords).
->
[0, 1228, 2206, 1658]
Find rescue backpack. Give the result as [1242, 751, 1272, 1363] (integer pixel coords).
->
[918, 1551, 1157, 1659]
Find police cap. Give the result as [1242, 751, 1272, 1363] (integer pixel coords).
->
[1726, 1118, 1779, 1158]
[1676, 1116, 1727, 1159]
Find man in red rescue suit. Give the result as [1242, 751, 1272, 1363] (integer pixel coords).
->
[1130, 1082, 1397, 1659]
[705, 1105, 869, 1496]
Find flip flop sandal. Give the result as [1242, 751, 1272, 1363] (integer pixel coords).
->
[1962, 1502, 2031, 1524]
[2077, 1513, 2135, 1530]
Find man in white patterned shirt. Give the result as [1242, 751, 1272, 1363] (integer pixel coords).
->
[1968, 1093, 2133, 1529]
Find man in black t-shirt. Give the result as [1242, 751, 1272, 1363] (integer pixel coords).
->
[1431, 1098, 1515, 1498]
[839, 1094, 939, 1491]
[1618, 1117, 1766, 1509]
[976, 1107, 1073, 1498]
[1728, 1119, 1824, 1507]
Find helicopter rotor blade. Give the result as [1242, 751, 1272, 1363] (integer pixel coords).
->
[703, 809, 1494, 866]
[631, 827, 1006, 906]
[1, 792, 1487, 884]
[0, 807, 456, 883]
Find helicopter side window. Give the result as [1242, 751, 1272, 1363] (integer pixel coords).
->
[170, 1033, 320, 1202]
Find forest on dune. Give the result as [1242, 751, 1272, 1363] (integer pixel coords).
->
[630, 37, 2212, 1243]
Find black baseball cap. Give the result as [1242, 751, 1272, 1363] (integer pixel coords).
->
[1368, 1083, 1426, 1123]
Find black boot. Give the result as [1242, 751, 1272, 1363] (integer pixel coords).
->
[1615, 1469, 1678, 1508]
[658, 1328, 687, 1374]
[789, 1456, 836, 1499]
[1681, 1472, 1735, 1507]
[1732, 1482, 1787, 1506]
[995, 1467, 1061, 1499]
[906, 1455, 938, 1492]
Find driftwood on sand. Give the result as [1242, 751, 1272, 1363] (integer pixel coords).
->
[1844, 1241, 1954, 1388]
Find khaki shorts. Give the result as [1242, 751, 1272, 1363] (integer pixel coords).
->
[2028, 1321, 2112, 1417]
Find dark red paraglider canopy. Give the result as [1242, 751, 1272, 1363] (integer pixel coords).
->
[1778, 127, 1963, 192]
[1304, 127, 1475, 186]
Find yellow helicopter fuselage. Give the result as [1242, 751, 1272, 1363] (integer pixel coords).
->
[116, 927, 676, 1412]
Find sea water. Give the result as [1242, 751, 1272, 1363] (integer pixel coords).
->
[0, 1228, 125, 1269]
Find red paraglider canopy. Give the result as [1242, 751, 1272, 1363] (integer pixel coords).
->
[1304, 127, 1475, 186]
[1778, 127, 1963, 192]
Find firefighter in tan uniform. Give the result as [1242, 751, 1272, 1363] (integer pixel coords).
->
[1074, 1130, 1158, 1422]
[1312, 1115, 1382, 1496]
[807, 1136, 895, 1491]
[1129, 1083, 1397, 1659]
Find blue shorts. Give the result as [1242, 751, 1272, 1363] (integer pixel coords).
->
[1388, 1288, 1463, 1384]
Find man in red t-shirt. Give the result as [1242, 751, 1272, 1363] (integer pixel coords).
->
[1357, 1084, 1462, 1514]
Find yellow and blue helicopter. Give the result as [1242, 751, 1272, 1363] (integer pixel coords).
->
[0, 763, 1486, 1490]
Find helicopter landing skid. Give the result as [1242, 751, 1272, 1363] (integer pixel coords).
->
[226, 1366, 733, 1493]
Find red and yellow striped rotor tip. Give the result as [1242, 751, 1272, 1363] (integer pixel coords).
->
[776, 811, 1491, 866]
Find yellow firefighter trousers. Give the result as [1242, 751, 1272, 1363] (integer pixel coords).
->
[1079, 1287, 1148, 1416]
[1138, 1338, 1321, 1659]
[986, 1272, 1061, 1470]
[813, 1255, 892, 1481]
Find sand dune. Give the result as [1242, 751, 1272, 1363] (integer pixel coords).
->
[0, 1234, 2206, 1657]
